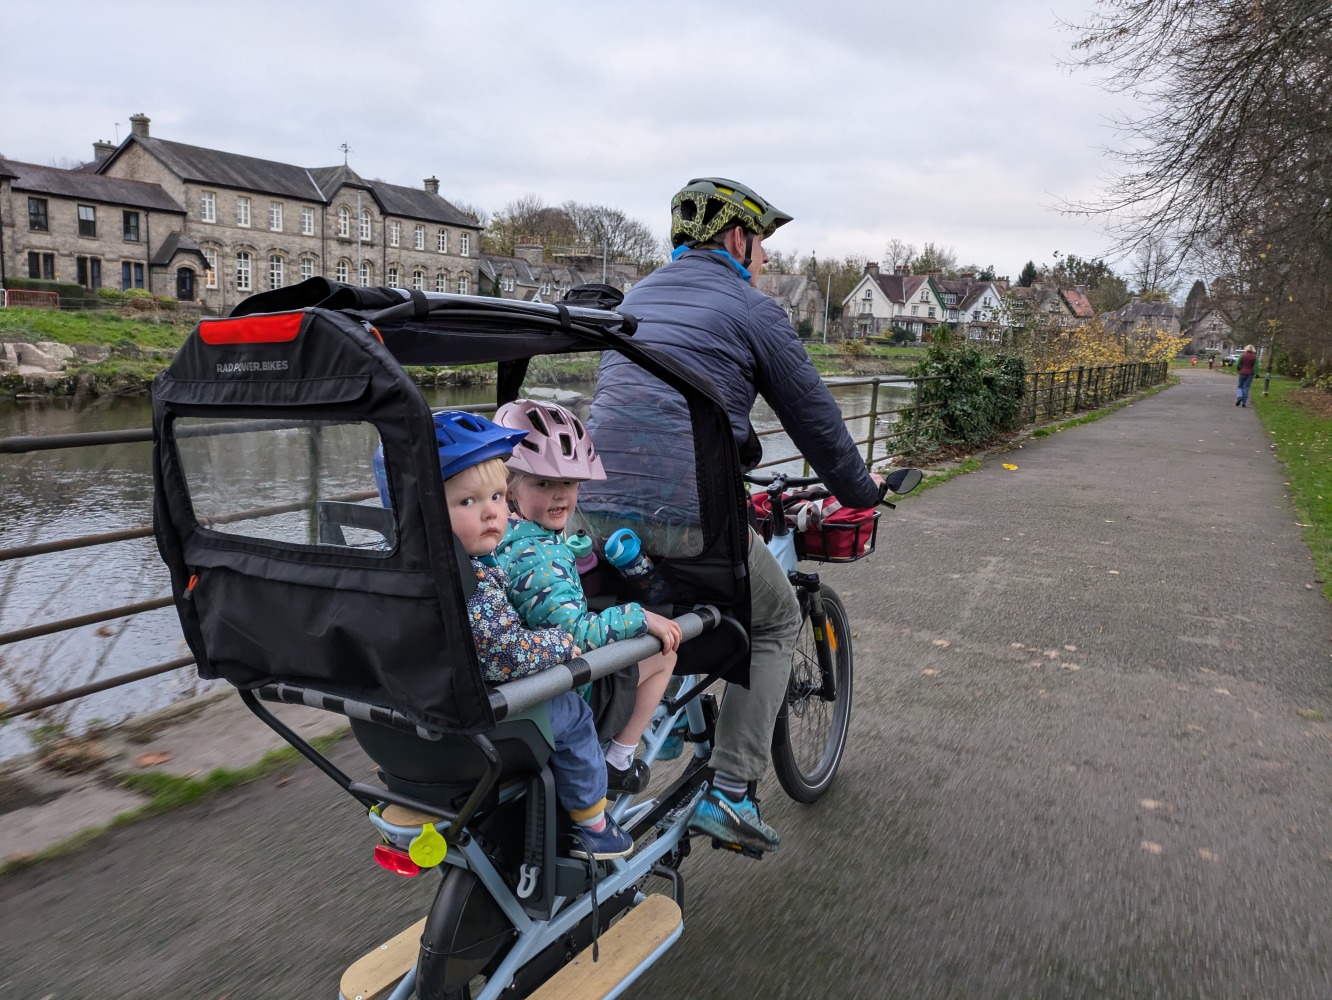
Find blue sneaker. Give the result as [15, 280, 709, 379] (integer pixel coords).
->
[687, 787, 780, 854]
[570, 815, 634, 861]
[658, 718, 689, 761]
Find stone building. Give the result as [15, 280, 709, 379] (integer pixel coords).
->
[478, 243, 638, 302]
[1, 113, 483, 314]
[0, 155, 205, 296]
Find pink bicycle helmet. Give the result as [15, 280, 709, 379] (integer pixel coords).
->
[494, 398, 606, 481]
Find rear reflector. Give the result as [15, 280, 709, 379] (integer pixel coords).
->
[374, 843, 421, 877]
[199, 313, 303, 345]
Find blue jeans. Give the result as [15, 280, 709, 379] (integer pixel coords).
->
[546, 689, 606, 813]
[1237, 374, 1254, 403]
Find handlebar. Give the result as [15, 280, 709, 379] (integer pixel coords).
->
[744, 472, 825, 489]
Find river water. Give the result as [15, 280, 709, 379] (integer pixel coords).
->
[0, 377, 910, 759]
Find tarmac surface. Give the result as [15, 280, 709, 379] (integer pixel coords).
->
[1, 367, 1330, 999]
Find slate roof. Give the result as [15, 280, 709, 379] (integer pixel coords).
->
[150, 230, 210, 267]
[866, 272, 930, 306]
[1114, 299, 1181, 323]
[104, 136, 325, 201]
[0, 157, 184, 212]
[368, 177, 480, 229]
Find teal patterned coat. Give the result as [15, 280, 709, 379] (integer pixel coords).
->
[488, 518, 648, 651]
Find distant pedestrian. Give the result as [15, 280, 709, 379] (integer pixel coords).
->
[1191, 355, 1198, 366]
[1236, 344, 1258, 407]
[1208, 355, 1215, 369]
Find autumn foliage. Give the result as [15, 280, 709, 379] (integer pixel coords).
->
[1016, 317, 1190, 373]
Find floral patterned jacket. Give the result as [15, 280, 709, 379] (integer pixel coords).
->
[488, 518, 647, 652]
[466, 559, 575, 684]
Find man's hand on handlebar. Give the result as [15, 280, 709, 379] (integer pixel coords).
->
[643, 610, 682, 653]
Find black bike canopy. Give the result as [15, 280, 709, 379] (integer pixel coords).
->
[152, 281, 751, 734]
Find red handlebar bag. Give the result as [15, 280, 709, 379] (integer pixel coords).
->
[749, 490, 880, 563]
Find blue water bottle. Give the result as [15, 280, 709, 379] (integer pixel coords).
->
[604, 528, 672, 604]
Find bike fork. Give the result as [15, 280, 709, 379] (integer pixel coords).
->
[792, 572, 837, 701]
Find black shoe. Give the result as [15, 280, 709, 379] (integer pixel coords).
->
[607, 758, 651, 794]
[1235, 398, 1241, 406]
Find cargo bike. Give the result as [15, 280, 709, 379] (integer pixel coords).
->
[150, 279, 920, 999]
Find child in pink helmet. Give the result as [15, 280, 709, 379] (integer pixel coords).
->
[488, 398, 680, 794]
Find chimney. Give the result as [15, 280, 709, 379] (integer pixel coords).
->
[960, 271, 975, 280]
[514, 243, 544, 266]
[129, 113, 150, 138]
[424, 176, 440, 195]
[865, 261, 880, 277]
[894, 264, 910, 276]
[93, 140, 117, 164]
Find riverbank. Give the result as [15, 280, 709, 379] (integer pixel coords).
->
[0, 306, 922, 396]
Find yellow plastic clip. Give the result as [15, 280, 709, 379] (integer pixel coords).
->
[409, 822, 448, 868]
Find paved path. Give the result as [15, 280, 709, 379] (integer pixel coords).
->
[2, 369, 1330, 999]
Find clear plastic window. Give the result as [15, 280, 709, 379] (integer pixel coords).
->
[174, 416, 395, 553]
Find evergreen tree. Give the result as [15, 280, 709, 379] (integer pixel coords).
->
[1018, 261, 1039, 287]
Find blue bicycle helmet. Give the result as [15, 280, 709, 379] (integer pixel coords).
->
[373, 410, 527, 505]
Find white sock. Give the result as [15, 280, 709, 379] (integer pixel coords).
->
[605, 739, 636, 771]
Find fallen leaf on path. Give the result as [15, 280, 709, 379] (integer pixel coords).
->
[921, 668, 940, 676]
[1187, 724, 1207, 733]
[1045, 650, 1061, 659]
[1140, 841, 1164, 855]
[1002, 463, 1018, 470]
[1011, 642, 1025, 649]
[1107, 570, 1121, 575]
[1140, 799, 1165, 810]
[932, 639, 951, 648]
[1212, 687, 1231, 696]
[1064, 644, 1078, 652]
[1198, 849, 1218, 862]
[1061, 663, 1082, 671]
[134, 751, 172, 767]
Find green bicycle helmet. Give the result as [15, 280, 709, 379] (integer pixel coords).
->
[670, 177, 793, 249]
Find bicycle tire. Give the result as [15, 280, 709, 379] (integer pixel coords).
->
[771, 585, 853, 803]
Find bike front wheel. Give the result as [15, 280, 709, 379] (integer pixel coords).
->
[771, 585, 853, 803]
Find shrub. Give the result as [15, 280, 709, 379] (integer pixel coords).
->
[841, 338, 867, 356]
[899, 327, 1027, 457]
[97, 288, 128, 305]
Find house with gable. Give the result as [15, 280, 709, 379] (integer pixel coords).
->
[0, 154, 203, 297]
[1182, 307, 1235, 355]
[478, 243, 639, 303]
[841, 263, 946, 341]
[87, 113, 482, 314]
[934, 274, 1009, 343]
[1105, 296, 1183, 338]
[756, 267, 825, 337]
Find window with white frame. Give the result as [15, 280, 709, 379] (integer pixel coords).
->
[412, 270, 424, 290]
[338, 207, 350, 238]
[460, 233, 470, 257]
[301, 257, 315, 281]
[437, 229, 448, 253]
[435, 273, 448, 292]
[269, 202, 283, 231]
[201, 191, 216, 223]
[204, 249, 218, 288]
[389, 221, 400, 247]
[863, 289, 872, 299]
[237, 197, 251, 228]
[359, 261, 371, 286]
[269, 255, 284, 290]
[972, 309, 981, 321]
[335, 259, 349, 282]
[457, 273, 469, 295]
[919, 289, 929, 302]
[910, 305, 918, 316]
[301, 206, 315, 235]
[927, 306, 935, 318]
[387, 267, 399, 287]
[500, 276, 514, 292]
[414, 225, 425, 250]
[359, 209, 371, 241]
[237, 251, 252, 291]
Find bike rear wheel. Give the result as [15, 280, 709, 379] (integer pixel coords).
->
[771, 585, 853, 803]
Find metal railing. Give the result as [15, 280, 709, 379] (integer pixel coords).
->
[0, 363, 1168, 724]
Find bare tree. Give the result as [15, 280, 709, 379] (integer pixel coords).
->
[911, 242, 958, 276]
[484, 195, 576, 256]
[1065, 1, 1332, 280]
[1128, 238, 1181, 298]
[560, 202, 661, 266]
[883, 238, 916, 270]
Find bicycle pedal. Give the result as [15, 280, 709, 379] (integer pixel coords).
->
[710, 837, 764, 860]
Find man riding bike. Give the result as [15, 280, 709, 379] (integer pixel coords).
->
[586, 177, 887, 854]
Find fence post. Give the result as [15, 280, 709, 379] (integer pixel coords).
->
[1073, 366, 1084, 411]
[864, 379, 881, 468]
[1028, 373, 1037, 423]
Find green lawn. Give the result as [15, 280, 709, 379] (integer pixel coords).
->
[1254, 377, 1332, 601]
[0, 306, 192, 350]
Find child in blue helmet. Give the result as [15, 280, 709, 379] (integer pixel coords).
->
[376, 410, 633, 860]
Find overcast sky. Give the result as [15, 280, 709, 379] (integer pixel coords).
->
[5, 0, 1132, 280]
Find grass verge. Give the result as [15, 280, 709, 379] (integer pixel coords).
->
[1253, 377, 1332, 601]
[0, 728, 348, 878]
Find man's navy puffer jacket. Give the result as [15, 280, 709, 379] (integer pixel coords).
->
[589, 249, 880, 510]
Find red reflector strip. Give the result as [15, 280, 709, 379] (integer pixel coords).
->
[373, 843, 421, 877]
[199, 313, 303, 345]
